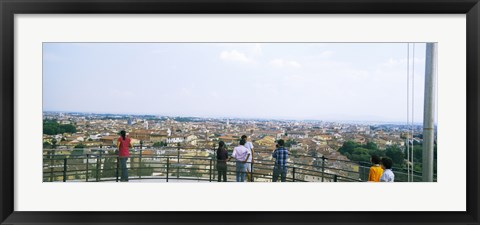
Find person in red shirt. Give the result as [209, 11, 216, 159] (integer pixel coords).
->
[117, 130, 133, 182]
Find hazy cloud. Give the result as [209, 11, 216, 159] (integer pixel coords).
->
[318, 50, 334, 58]
[269, 59, 302, 68]
[43, 43, 428, 123]
[108, 89, 134, 98]
[219, 50, 253, 63]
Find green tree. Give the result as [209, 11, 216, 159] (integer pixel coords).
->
[290, 149, 298, 156]
[101, 156, 117, 178]
[74, 143, 86, 149]
[410, 143, 437, 174]
[72, 143, 86, 155]
[43, 126, 56, 135]
[60, 124, 76, 133]
[43, 141, 52, 148]
[51, 138, 57, 149]
[414, 164, 422, 172]
[385, 145, 405, 166]
[413, 145, 423, 162]
[153, 142, 166, 147]
[368, 149, 385, 158]
[353, 147, 369, 155]
[43, 120, 76, 135]
[136, 165, 154, 176]
[344, 152, 351, 159]
[351, 147, 371, 162]
[285, 139, 297, 147]
[363, 141, 378, 151]
[339, 141, 357, 155]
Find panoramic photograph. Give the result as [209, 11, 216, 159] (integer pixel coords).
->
[42, 43, 437, 182]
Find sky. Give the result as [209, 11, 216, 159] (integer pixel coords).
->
[43, 43, 429, 123]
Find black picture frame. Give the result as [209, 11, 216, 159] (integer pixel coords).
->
[1, 0, 479, 224]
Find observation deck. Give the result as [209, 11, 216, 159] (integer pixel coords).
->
[43, 146, 430, 182]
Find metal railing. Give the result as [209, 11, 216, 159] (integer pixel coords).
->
[43, 154, 358, 182]
[43, 146, 435, 182]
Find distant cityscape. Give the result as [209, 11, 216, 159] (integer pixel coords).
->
[43, 111, 424, 151]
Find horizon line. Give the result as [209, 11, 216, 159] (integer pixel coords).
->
[43, 110, 427, 125]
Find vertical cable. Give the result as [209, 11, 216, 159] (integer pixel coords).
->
[434, 43, 438, 180]
[411, 43, 415, 182]
[406, 43, 410, 182]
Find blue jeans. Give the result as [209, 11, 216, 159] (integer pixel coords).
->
[272, 164, 287, 182]
[120, 157, 129, 181]
[236, 161, 247, 182]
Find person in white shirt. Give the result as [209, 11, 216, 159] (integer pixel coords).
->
[380, 157, 395, 182]
[228, 139, 250, 182]
[241, 135, 254, 182]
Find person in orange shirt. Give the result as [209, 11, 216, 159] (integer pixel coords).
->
[368, 155, 384, 182]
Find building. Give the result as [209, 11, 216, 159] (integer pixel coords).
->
[99, 135, 117, 145]
[166, 135, 185, 145]
[287, 131, 308, 139]
[130, 129, 152, 141]
[219, 135, 238, 145]
[255, 136, 276, 147]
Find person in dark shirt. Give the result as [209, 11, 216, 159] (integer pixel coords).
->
[272, 139, 289, 182]
[216, 141, 229, 182]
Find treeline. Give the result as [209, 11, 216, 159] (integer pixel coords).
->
[408, 140, 437, 173]
[338, 140, 437, 173]
[43, 119, 76, 135]
[338, 141, 405, 166]
[153, 142, 168, 147]
[86, 151, 155, 180]
[172, 117, 201, 122]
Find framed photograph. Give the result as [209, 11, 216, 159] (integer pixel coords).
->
[1, 0, 479, 224]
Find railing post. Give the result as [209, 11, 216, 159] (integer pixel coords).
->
[49, 150, 54, 182]
[321, 156, 326, 182]
[116, 156, 120, 182]
[166, 157, 169, 182]
[177, 146, 180, 179]
[209, 158, 212, 182]
[139, 149, 143, 179]
[212, 144, 216, 181]
[360, 162, 368, 181]
[334, 174, 338, 182]
[50, 167, 54, 182]
[86, 154, 89, 182]
[292, 167, 296, 182]
[250, 162, 254, 182]
[96, 155, 100, 182]
[63, 157, 67, 182]
[100, 151, 103, 180]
